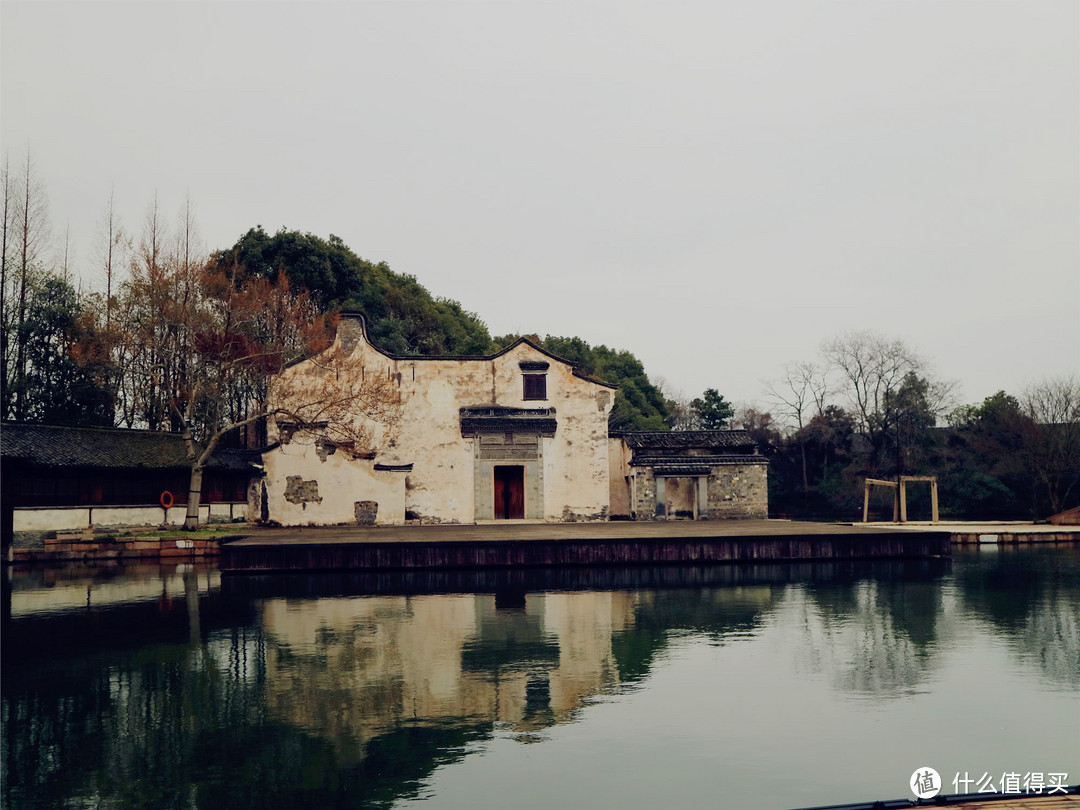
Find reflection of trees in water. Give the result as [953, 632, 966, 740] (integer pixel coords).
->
[1020, 604, 1080, 687]
[785, 579, 941, 697]
[7, 552, 1072, 809]
[1, 588, 491, 810]
[609, 563, 949, 687]
[784, 548, 1080, 695]
[4, 629, 268, 809]
[612, 587, 778, 683]
[3, 583, 786, 810]
[954, 547, 1080, 687]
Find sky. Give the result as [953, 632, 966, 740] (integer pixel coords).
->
[3, 0, 1078, 414]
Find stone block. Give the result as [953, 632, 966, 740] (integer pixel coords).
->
[354, 500, 378, 526]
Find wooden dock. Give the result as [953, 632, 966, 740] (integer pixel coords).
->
[944, 795, 1080, 809]
[796, 791, 1079, 810]
[220, 519, 952, 573]
[863, 521, 1080, 544]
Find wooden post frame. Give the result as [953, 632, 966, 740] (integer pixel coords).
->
[863, 476, 939, 523]
[863, 478, 897, 523]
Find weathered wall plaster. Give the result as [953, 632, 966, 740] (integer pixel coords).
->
[266, 315, 614, 525]
[262, 439, 405, 526]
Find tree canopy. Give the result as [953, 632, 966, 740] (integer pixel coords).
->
[690, 389, 734, 430]
[3, 273, 112, 425]
[215, 227, 492, 355]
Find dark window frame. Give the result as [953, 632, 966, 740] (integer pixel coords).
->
[523, 373, 547, 401]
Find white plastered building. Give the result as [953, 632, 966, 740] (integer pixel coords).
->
[260, 314, 616, 526]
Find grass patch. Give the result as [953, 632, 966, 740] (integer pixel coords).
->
[111, 525, 248, 541]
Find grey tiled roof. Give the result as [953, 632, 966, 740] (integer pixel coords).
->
[631, 455, 768, 468]
[0, 422, 260, 472]
[615, 430, 757, 450]
[459, 407, 558, 437]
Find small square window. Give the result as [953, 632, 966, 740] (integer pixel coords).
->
[523, 374, 547, 400]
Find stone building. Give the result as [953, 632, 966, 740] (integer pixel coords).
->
[261, 313, 617, 526]
[608, 430, 769, 520]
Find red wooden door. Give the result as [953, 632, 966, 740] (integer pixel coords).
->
[493, 466, 525, 519]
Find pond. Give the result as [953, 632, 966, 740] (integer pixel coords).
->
[2, 545, 1078, 810]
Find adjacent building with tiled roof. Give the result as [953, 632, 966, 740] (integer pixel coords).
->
[1, 422, 260, 472]
[608, 429, 769, 520]
[1, 422, 260, 542]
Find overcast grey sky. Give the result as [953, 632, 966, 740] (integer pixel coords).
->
[3, 1, 1078, 411]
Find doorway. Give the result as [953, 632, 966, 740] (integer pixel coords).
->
[665, 477, 697, 519]
[493, 466, 525, 519]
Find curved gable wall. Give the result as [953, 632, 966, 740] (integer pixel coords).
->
[267, 315, 613, 525]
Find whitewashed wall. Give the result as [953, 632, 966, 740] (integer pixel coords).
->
[270, 316, 614, 525]
[13, 502, 246, 532]
[261, 441, 406, 526]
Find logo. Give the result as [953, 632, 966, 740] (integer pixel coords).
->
[911, 767, 942, 799]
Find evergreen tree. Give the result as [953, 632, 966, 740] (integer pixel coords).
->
[217, 227, 492, 355]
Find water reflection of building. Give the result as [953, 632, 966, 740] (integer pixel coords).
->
[6, 554, 1076, 810]
[259, 591, 637, 754]
[10, 564, 220, 617]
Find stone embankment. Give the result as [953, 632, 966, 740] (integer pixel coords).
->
[9, 527, 235, 563]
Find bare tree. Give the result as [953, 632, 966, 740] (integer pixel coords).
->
[108, 243, 403, 527]
[766, 361, 832, 489]
[58, 225, 74, 284]
[653, 377, 699, 430]
[74, 188, 134, 425]
[124, 193, 175, 430]
[9, 149, 52, 420]
[819, 330, 958, 477]
[768, 361, 830, 429]
[1020, 376, 1080, 516]
[95, 187, 129, 330]
[185, 261, 401, 528]
[173, 193, 202, 275]
[821, 331, 918, 439]
[1, 155, 13, 411]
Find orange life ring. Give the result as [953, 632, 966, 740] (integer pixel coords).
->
[160, 491, 174, 509]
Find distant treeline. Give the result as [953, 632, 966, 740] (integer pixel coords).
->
[2, 163, 1076, 521]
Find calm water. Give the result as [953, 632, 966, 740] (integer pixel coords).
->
[3, 547, 1078, 810]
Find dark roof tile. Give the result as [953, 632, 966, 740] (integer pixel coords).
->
[1, 422, 259, 473]
[616, 430, 757, 450]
